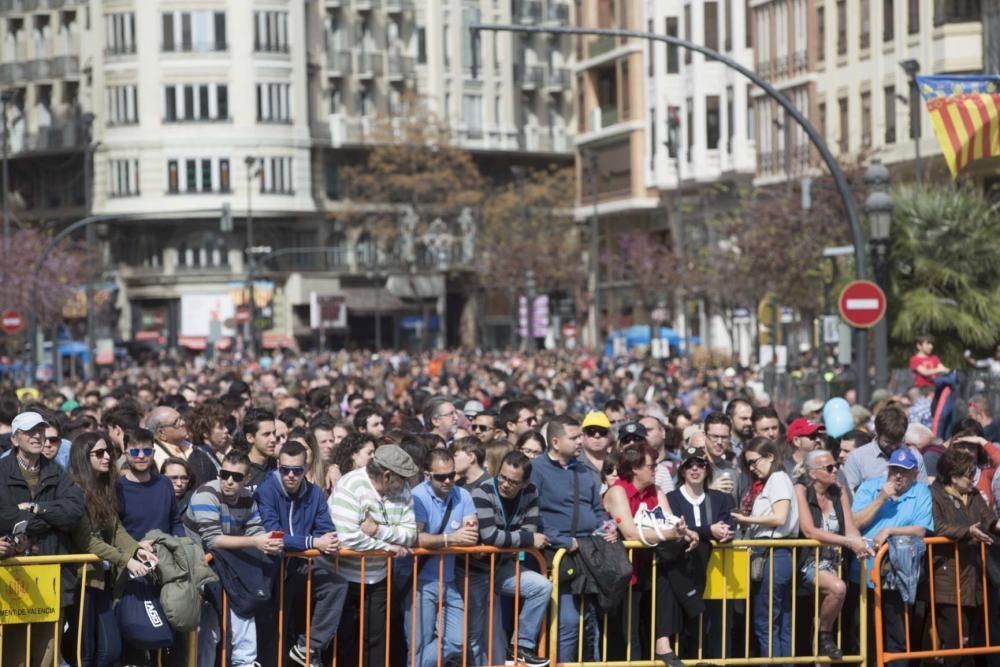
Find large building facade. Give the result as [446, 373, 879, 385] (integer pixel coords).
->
[1, 0, 575, 354]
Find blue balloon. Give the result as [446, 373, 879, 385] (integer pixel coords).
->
[822, 397, 854, 438]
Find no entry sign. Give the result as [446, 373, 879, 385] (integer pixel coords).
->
[1, 310, 24, 335]
[838, 280, 886, 328]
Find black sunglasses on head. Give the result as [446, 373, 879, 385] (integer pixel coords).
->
[219, 470, 246, 483]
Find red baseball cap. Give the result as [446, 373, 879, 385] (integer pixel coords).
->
[786, 418, 822, 443]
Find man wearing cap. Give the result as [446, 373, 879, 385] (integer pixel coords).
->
[850, 447, 933, 663]
[785, 418, 823, 477]
[579, 411, 612, 488]
[843, 406, 928, 492]
[329, 445, 418, 667]
[801, 399, 826, 422]
[0, 411, 84, 667]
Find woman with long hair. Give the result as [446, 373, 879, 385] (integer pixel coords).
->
[731, 437, 799, 660]
[69, 432, 157, 667]
[515, 430, 546, 459]
[330, 432, 377, 491]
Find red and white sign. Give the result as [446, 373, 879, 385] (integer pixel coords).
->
[236, 307, 250, 324]
[1, 310, 23, 334]
[561, 322, 577, 339]
[838, 280, 886, 328]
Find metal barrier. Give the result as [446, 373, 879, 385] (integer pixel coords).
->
[547, 539, 868, 666]
[269, 545, 548, 667]
[872, 536, 1000, 665]
[0, 553, 198, 667]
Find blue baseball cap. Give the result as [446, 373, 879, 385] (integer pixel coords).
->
[887, 447, 918, 470]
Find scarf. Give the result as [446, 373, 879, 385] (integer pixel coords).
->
[741, 479, 764, 515]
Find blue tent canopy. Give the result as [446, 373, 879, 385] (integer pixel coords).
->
[604, 325, 701, 357]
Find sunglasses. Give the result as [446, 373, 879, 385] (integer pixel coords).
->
[45, 436, 61, 445]
[91, 449, 110, 459]
[128, 447, 154, 458]
[219, 470, 246, 483]
[430, 472, 456, 482]
[813, 463, 839, 473]
[583, 428, 609, 438]
[470, 424, 492, 433]
[685, 460, 707, 470]
[279, 465, 306, 477]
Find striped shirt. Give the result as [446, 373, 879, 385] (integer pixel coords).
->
[183, 480, 264, 550]
[327, 468, 417, 584]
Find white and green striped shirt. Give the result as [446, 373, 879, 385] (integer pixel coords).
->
[328, 468, 417, 584]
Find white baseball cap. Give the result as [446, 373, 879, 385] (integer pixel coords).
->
[11, 411, 50, 434]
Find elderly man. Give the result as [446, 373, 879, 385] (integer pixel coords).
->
[0, 411, 84, 667]
[148, 405, 191, 468]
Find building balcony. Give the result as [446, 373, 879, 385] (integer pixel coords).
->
[588, 35, 616, 59]
[324, 0, 343, 8]
[355, 52, 383, 78]
[0, 62, 27, 85]
[9, 122, 83, 155]
[544, 67, 571, 90]
[384, 0, 413, 13]
[355, 0, 381, 11]
[386, 53, 415, 79]
[104, 45, 137, 58]
[513, 0, 543, 23]
[50, 54, 78, 77]
[544, 1, 570, 23]
[327, 50, 352, 76]
[514, 63, 545, 88]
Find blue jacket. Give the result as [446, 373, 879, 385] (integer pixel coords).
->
[254, 471, 336, 552]
[530, 453, 609, 548]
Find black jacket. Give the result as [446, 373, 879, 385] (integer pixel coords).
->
[570, 535, 633, 612]
[208, 547, 275, 617]
[0, 453, 84, 604]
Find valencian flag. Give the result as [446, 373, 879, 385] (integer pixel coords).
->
[915, 74, 1000, 179]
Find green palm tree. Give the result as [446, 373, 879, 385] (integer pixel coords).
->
[890, 184, 1000, 366]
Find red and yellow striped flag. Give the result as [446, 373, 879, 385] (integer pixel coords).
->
[916, 74, 1000, 179]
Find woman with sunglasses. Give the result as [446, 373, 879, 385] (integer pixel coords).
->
[603, 443, 693, 667]
[793, 449, 871, 659]
[69, 432, 158, 667]
[731, 437, 799, 661]
[928, 447, 1000, 664]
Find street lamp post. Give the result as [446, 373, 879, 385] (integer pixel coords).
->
[865, 160, 893, 391]
[899, 59, 922, 186]
[244, 155, 258, 356]
[82, 113, 97, 380]
[585, 149, 601, 350]
[0, 90, 15, 258]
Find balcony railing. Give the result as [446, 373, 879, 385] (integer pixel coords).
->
[356, 52, 383, 77]
[327, 49, 352, 75]
[600, 107, 619, 128]
[386, 53, 415, 78]
[513, 0, 543, 23]
[514, 63, 545, 87]
[544, 67, 571, 90]
[545, 1, 570, 23]
[355, 0, 381, 11]
[49, 55, 78, 77]
[588, 35, 616, 58]
[384, 0, 413, 12]
[0, 55, 76, 83]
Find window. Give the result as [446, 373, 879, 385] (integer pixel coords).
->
[107, 85, 138, 125]
[724, 0, 733, 50]
[620, 60, 630, 120]
[260, 157, 294, 194]
[704, 2, 719, 50]
[649, 106, 656, 169]
[666, 17, 679, 73]
[818, 101, 826, 140]
[707, 96, 721, 149]
[667, 105, 681, 157]
[417, 27, 426, 63]
[110, 158, 140, 197]
[443, 24, 450, 66]
[463, 94, 483, 137]
[836, 0, 847, 54]
[163, 84, 229, 122]
[884, 85, 897, 143]
[106, 12, 135, 54]
[909, 81, 921, 138]
[647, 19, 654, 77]
[684, 5, 692, 64]
[462, 7, 481, 73]
[908, 0, 919, 32]
[860, 0, 871, 48]
[254, 11, 288, 52]
[935, 0, 980, 25]
[686, 97, 693, 162]
[838, 96, 848, 153]
[256, 83, 292, 122]
[726, 86, 735, 151]
[861, 91, 872, 146]
[162, 11, 226, 52]
[817, 7, 825, 62]
[884, 0, 895, 40]
[165, 157, 232, 194]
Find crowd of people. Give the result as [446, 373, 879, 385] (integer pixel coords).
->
[0, 345, 998, 667]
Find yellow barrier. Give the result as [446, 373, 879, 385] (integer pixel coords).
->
[0, 554, 198, 667]
[547, 539, 868, 666]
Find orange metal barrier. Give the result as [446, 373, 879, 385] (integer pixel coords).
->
[270, 546, 548, 667]
[872, 535, 999, 665]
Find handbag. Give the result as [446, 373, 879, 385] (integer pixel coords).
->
[116, 576, 174, 650]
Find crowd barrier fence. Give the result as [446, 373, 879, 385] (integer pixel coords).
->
[871, 535, 1000, 665]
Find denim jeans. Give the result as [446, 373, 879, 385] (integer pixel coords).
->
[404, 580, 465, 667]
[466, 560, 554, 665]
[556, 591, 600, 663]
[80, 587, 121, 667]
[751, 547, 793, 659]
[198, 604, 256, 667]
